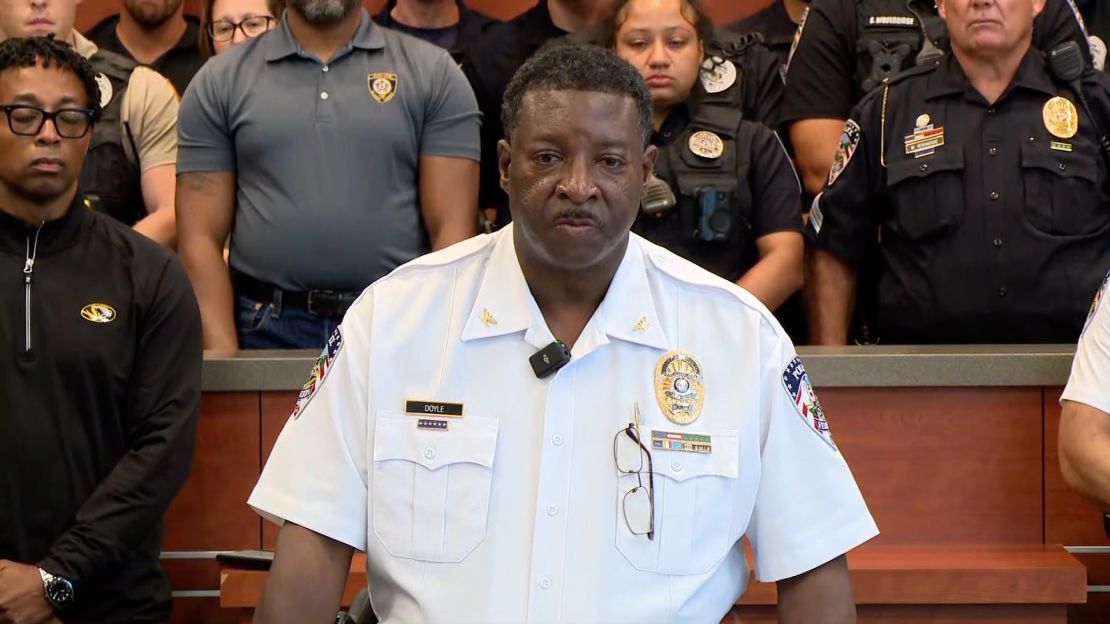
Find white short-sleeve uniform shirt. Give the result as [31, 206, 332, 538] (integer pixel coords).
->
[249, 225, 878, 623]
[1063, 271, 1110, 414]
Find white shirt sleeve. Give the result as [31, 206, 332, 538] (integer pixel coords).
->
[746, 324, 879, 582]
[1062, 274, 1110, 415]
[247, 295, 373, 550]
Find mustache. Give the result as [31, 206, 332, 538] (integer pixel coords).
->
[557, 206, 600, 222]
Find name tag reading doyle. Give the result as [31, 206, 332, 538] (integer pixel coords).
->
[405, 400, 464, 418]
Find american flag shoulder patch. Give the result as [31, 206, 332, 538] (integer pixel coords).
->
[781, 356, 836, 450]
[292, 326, 344, 419]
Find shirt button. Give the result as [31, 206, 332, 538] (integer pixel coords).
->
[993, 237, 1003, 248]
[423, 447, 436, 459]
[1059, 162, 1068, 171]
[1028, 136, 1036, 143]
[320, 91, 329, 100]
[999, 287, 1007, 297]
[919, 163, 929, 172]
[546, 504, 558, 516]
[539, 577, 552, 590]
[987, 107, 996, 114]
[322, 65, 329, 72]
[989, 191, 999, 200]
[670, 459, 683, 472]
[552, 434, 563, 446]
[988, 147, 998, 156]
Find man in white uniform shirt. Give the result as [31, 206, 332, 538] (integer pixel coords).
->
[247, 43, 878, 624]
[1060, 271, 1110, 507]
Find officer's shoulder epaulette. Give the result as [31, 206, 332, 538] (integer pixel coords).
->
[886, 59, 940, 86]
[708, 29, 765, 59]
[855, 59, 938, 109]
[378, 232, 496, 282]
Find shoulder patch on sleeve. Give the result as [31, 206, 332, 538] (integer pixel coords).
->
[828, 119, 861, 187]
[781, 356, 836, 450]
[1082, 270, 1110, 336]
[292, 326, 344, 419]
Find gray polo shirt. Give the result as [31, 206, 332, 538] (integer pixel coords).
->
[177, 9, 480, 291]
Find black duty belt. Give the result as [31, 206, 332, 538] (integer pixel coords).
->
[232, 272, 359, 318]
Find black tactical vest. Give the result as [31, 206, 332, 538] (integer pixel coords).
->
[855, 0, 947, 93]
[635, 33, 762, 280]
[82, 50, 144, 227]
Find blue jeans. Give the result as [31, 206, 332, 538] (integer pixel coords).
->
[235, 292, 341, 350]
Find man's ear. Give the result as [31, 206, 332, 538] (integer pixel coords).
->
[641, 144, 659, 184]
[936, 0, 947, 20]
[497, 138, 512, 193]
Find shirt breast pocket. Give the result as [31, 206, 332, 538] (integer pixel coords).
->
[615, 431, 740, 576]
[1021, 142, 1108, 236]
[885, 151, 965, 241]
[372, 414, 498, 562]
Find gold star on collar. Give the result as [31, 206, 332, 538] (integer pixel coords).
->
[632, 316, 649, 333]
[480, 308, 498, 327]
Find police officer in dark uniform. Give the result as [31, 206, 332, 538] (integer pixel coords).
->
[81, 49, 143, 226]
[728, 0, 810, 71]
[373, 0, 500, 65]
[600, 0, 803, 311]
[0, 36, 200, 623]
[783, 0, 1091, 197]
[806, 0, 1110, 344]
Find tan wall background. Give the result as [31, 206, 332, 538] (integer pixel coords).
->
[75, 0, 773, 31]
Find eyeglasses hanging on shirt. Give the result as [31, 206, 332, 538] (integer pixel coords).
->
[614, 416, 655, 540]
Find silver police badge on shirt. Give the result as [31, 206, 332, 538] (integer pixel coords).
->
[367, 72, 398, 104]
[700, 56, 737, 94]
[688, 130, 725, 159]
[654, 351, 705, 425]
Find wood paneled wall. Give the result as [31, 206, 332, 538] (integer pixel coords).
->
[75, 0, 772, 32]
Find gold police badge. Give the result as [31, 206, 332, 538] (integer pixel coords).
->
[1043, 96, 1079, 139]
[654, 351, 705, 425]
[368, 72, 398, 104]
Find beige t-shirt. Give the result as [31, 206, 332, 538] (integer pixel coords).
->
[73, 32, 179, 171]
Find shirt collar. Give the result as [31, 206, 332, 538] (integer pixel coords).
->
[926, 48, 1056, 101]
[0, 191, 92, 254]
[266, 8, 384, 62]
[460, 225, 668, 353]
[71, 31, 99, 59]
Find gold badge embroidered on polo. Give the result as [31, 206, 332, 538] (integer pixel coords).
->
[654, 351, 705, 425]
[1043, 96, 1079, 139]
[80, 303, 116, 323]
[367, 72, 398, 104]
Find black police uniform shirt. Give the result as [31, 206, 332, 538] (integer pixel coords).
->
[808, 51, 1110, 344]
[0, 194, 202, 623]
[1076, 0, 1110, 41]
[373, 0, 501, 65]
[85, 14, 204, 95]
[462, 0, 565, 226]
[640, 100, 803, 284]
[781, 0, 1091, 125]
[728, 0, 800, 70]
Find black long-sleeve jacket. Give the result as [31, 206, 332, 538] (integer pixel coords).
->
[0, 193, 202, 623]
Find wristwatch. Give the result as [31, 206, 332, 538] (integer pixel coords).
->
[38, 568, 74, 610]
